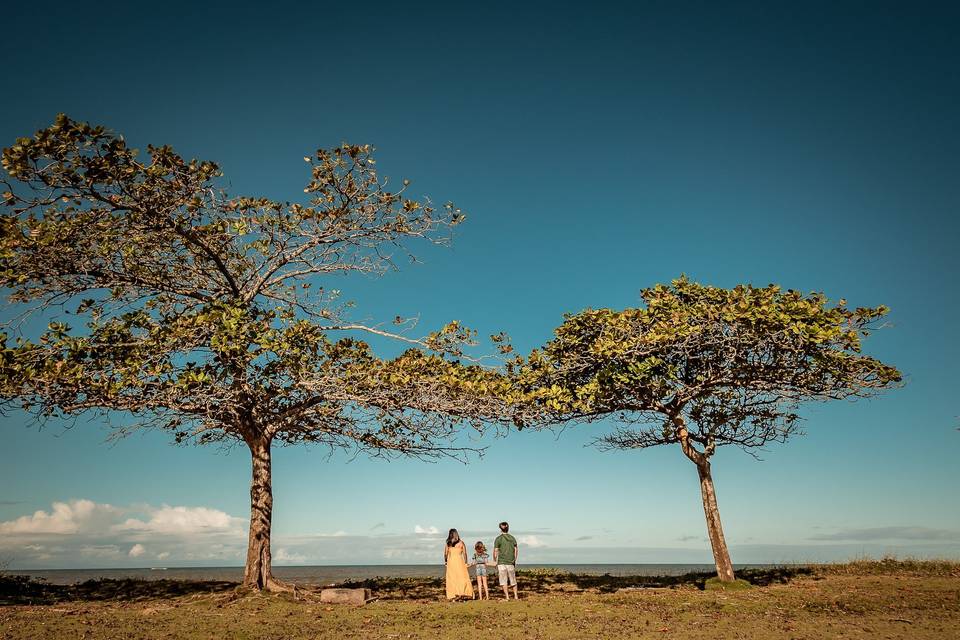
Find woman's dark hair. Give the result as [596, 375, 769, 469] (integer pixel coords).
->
[446, 528, 460, 547]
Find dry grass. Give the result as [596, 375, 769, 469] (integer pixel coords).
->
[0, 559, 957, 639]
[815, 555, 960, 578]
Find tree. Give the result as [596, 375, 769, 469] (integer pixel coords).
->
[0, 115, 511, 590]
[514, 277, 901, 581]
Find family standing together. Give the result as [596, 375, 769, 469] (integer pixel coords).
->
[444, 521, 519, 601]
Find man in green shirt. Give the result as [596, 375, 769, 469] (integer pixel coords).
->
[493, 521, 519, 600]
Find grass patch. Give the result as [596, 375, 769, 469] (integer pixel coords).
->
[814, 555, 960, 578]
[1, 570, 958, 639]
[704, 577, 753, 591]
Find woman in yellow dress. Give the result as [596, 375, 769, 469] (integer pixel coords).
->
[444, 528, 475, 600]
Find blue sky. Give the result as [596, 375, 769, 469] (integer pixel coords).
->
[1, 1, 958, 568]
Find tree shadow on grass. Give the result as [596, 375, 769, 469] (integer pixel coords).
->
[335, 566, 814, 600]
[337, 575, 446, 602]
[0, 575, 237, 606]
[516, 566, 813, 594]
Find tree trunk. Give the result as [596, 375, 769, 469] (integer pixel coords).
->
[242, 439, 287, 591]
[696, 460, 736, 582]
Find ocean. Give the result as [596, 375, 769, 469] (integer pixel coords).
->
[11, 564, 775, 586]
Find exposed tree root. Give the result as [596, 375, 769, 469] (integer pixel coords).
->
[236, 576, 303, 597]
[264, 577, 295, 593]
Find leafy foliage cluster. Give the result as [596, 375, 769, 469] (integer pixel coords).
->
[0, 115, 509, 456]
[514, 277, 902, 459]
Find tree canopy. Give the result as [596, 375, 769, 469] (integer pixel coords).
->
[517, 277, 901, 452]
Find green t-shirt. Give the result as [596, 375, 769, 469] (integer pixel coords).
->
[494, 533, 517, 565]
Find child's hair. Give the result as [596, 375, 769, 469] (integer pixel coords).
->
[475, 541, 487, 554]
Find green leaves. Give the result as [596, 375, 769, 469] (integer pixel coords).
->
[0, 114, 493, 455]
[515, 277, 902, 453]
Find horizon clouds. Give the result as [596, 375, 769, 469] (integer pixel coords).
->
[2, 499, 957, 569]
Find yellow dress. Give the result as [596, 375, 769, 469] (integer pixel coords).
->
[444, 541, 475, 600]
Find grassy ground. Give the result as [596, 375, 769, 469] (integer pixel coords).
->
[1, 560, 957, 639]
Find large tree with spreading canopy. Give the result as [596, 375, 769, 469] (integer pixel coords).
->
[0, 115, 512, 590]
[513, 277, 901, 582]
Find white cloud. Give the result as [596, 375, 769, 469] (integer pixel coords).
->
[115, 505, 244, 536]
[0, 499, 118, 535]
[414, 525, 439, 535]
[21, 544, 55, 561]
[274, 548, 307, 564]
[518, 535, 546, 548]
[0, 499, 248, 569]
